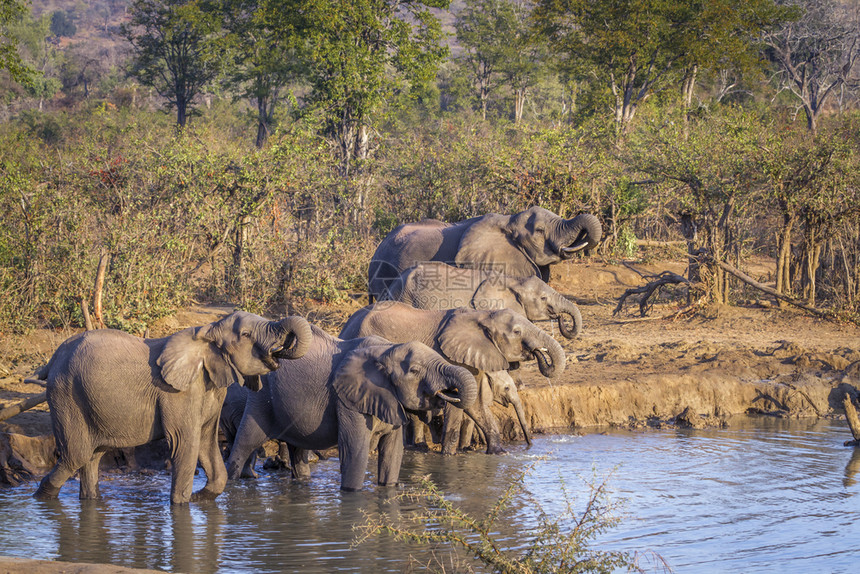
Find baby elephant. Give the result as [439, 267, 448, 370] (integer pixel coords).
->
[226, 325, 478, 491]
[31, 311, 312, 504]
[385, 261, 582, 338]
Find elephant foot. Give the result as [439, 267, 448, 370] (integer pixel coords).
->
[190, 488, 222, 502]
[262, 456, 288, 472]
[340, 485, 361, 492]
[33, 482, 61, 501]
[377, 481, 398, 488]
[485, 444, 507, 455]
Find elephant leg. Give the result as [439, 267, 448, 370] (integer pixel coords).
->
[459, 417, 476, 451]
[165, 429, 202, 505]
[226, 396, 277, 480]
[441, 404, 463, 455]
[34, 459, 81, 500]
[79, 451, 106, 500]
[466, 404, 505, 455]
[337, 408, 372, 492]
[34, 433, 94, 500]
[377, 428, 404, 487]
[287, 444, 311, 481]
[191, 416, 226, 502]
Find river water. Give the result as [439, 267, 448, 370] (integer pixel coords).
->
[0, 416, 858, 573]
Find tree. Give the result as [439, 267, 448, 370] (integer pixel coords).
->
[762, 0, 860, 134]
[0, 0, 35, 86]
[50, 10, 77, 38]
[123, 0, 222, 127]
[220, 0, 301, 148]
[503, 1, 549, 123]
[277, 0, 449, 175]
[455, 0, 516, 121]
[533, 0, 787, 134]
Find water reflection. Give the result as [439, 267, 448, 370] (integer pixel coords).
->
[0, 417, 858, 573]
[845, 448, 860, 488]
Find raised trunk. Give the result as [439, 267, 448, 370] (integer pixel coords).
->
[274, 316, 313, 360]
[559, 213, 603, 257]
[438, 363, 478, 410]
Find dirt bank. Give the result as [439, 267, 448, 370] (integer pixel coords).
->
[2, 259, 860, 482]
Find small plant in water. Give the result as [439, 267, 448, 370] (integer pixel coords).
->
[355, 462, 658, 573]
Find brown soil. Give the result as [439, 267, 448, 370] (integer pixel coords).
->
[2, 258, 859, 476]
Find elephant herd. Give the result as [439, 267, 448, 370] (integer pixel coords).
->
[29, 207, 602, 503]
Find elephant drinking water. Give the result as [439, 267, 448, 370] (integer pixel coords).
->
[368, 206, 602, 301]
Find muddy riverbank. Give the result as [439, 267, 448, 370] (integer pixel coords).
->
[3, 258, 860, 482]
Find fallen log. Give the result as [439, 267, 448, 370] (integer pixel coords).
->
[844, 394, 860, 447]
[707, 256, 830, 318]
[0, 393, 47, 423]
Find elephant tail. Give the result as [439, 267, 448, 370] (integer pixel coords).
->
[23, 363, 50, 385]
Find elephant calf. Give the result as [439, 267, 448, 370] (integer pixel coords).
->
[339, 303, 564, 455]
[226, 325, 478, 491]
[384, 261, 582, 339]
[31, 311, 312, 504]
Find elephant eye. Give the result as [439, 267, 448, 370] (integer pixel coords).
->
[240, 331, 251, 338]
[409, 366, 421, 375]
[534, 227, 545, 234]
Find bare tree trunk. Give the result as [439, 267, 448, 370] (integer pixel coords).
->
[776, 207, 796, 307]
[93, 253, 109, 329]
[232, 215, 251, 305]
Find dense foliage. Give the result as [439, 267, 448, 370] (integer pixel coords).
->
[0, 0, 859, 333]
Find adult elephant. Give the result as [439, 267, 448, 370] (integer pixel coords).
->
[339, 303, 564, 454]
[31, 311, 312, 504]
[368, 206, 602, 301]
[385, 261, 583, 339]
[225, 325, 477, 491]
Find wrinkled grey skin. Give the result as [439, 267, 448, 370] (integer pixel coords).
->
[368, 207, 602, 302]
[220, 384, 261, 478]
[385, 262, 583, 339]
[32, 311, 313, 504]
[455, 371, 531, 450]
[225, 325, 477, 491]
[339, 303, 564, 454]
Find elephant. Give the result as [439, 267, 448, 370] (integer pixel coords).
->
[367, 206, 602, 301]
[31, 311, 313, 504]
[384, 261, 583, 339]
[339, 303, 564, 454]
[413, 370, 531, 452]
[225, 325, 478, 491]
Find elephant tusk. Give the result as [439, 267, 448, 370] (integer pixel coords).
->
[434, 390, 461, 404]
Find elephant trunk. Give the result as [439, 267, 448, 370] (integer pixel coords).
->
[435, 363, 478, 410]
[553, 295, 583, 339]
[559, 213, 603, 258]
[272, 316, 313, 360]
[511, 396, 532, 446]
[526, 329, 566, 379]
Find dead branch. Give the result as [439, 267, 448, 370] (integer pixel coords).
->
[635, 240, 688, 248]
[81, 295, 94, 331]
[614, 271, 692, 317]
[0, 393, 47, 423]
[844, 393, 860, 447]
[708, 256, 830, 318]
[93, 252, 109, 329]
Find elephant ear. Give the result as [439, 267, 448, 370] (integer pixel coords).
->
[437, 310, 509, 372]
[471, 277, 520, 312]
[455, 215, 540, 277]
[332, 348, 408, 426]
[157, 324, 240, 392]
